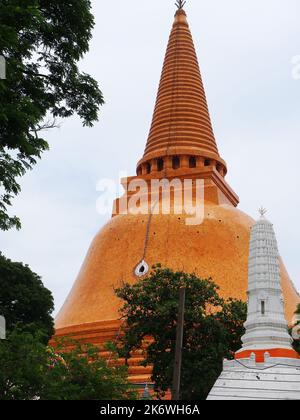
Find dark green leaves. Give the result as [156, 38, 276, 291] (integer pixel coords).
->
[0, 0, 104, 230]
[0, 333, 136, 400]
[0, 252, 54, 341]
[116, 266, 247, 400]
[292, 304, 300, 355]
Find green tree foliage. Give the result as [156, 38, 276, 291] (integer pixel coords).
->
[0, 252, 54, 341]
[0, 0, 104, 230]
[292, 304, 300, 355]
[0, 329, 47, 400]
[41, 340, 137, 400]
[0, 331, 136, 400]
[115, 266, 247, 400]
[215, 298, 247, 356]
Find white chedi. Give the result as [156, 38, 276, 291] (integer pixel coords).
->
[207, 210, 300, 400]
[237, 213, 293, 353]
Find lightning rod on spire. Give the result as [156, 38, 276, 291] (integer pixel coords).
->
[259, 206, 268, 218]
[175, 0, 186, 10]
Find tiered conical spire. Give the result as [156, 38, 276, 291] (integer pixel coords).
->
[137, 9, 227, 176]
[238, 212, 295, 355]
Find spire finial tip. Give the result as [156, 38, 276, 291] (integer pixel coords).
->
[175, 0, 186, 10]
[259, 206, 268, 218]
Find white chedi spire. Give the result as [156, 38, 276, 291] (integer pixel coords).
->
[238, 209, 293, 352]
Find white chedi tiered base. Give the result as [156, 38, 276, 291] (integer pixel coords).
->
[207, 357, 300, 400]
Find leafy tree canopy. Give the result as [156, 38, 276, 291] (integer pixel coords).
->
[0, 330, 136, 400]
[0, 329, 47, 400]
[0, 0, 104, 230]
[292, 304, 300, 355]
[115, 266, 247, 400]
[0, 252, 54, 341]
[42, 340, 137, 401]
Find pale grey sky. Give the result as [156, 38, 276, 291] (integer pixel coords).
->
[1, 0, 300, 315]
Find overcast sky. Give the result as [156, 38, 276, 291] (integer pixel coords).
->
[1, 0, 300, 315]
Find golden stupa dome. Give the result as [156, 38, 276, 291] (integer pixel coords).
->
[55, 203, 299, 328]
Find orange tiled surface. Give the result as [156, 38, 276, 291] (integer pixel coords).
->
[55, 201, 299, 331]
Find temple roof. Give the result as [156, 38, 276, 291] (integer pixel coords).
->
[207, 358, 300, 400]
[138, 9, 226, 173]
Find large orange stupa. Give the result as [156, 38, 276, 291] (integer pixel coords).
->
[54, 7, 300, 384]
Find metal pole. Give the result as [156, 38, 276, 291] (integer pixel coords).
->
[172, 287, 186, 400]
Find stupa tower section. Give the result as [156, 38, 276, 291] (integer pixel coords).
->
[117, 8, 239, 210]
[53, 6, 300, 386]
[137, 9, 227, 179]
